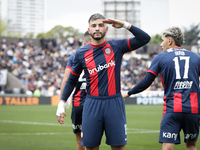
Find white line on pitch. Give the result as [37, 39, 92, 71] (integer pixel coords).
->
[0, 132, 73, 136]
[0, 120, 72, 127]
[0, 131, 159, 136]
[0, 120, 159, 134]
[128, 130, 160, 133]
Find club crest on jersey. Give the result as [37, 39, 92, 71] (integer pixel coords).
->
[104, 48, 111, 55]
[103, 44, 113, 55]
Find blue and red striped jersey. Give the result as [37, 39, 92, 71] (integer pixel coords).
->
[61, 25, 150, 100]
[66, 53, 86, 107]
[148, 47, 200, 114]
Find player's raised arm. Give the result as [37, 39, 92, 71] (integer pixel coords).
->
[103, 18, 150, 52]
[103, 18, 131, 30]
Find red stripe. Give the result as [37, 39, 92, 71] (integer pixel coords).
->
[173, 47, 180, 49]
[127, 39, 133, 51]
[66, 66, 71, 69]
[173, 93, 182, 112]
[89, 40, 107, 47]
[190, 93, 198, 114]
[159, 73, 165, 90]
[73, 91, 81, 106]
[102, 44, 116, 95]
[71, 70, 81, 76]
[163, 96, 167, 115]
[84, 49, 99, 96]
[147, 70, 158, 76]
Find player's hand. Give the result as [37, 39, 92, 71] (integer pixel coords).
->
[103, 19, 124, 28]
[121, 91, 130, 100]
[56, 112, 66, 125]
[56, 100, 66, 125]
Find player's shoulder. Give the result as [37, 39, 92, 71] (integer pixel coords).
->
[154, 51, 166, 58]
[76, 44, 91, 53]
[185, 49, 200, 57]
[108, 38, 126, 44]
[69, 53, 76, 59]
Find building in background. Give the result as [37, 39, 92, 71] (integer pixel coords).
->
[103, 0, 141, 39]
[103, 0, 170, 39]
[0, 0, 45, 38]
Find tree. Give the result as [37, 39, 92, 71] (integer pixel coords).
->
[36, 25, 83, 39]
[24, 33, 34, 38]
[149, 34, 162, 44]
[0, 18, 7, 36]
[183, 23, 200, 45]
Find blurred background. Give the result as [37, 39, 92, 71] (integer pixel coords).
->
[0, 0, 199, 98]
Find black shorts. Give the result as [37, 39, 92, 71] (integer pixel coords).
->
[71, 106, 83, 133]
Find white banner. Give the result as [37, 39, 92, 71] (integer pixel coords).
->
[0, 70, 8, 85]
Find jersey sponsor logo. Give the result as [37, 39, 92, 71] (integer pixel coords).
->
[87, 60, 115, 74]
[163, 132, 178, 140]
[185, 133, 197, 140]
[174, 81, 193, 89]
[72, 124, 82, 130]
[80, 82, 87, 90]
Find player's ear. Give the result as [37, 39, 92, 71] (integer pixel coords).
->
[168, 37, 172, 46]
[83, 41, 86, 45]
[106, 25, 108, 33]
[88, 28, 90, 34]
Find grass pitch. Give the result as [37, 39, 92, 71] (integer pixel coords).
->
[0, 105, 199, 150]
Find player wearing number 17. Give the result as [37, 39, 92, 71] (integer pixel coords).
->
[122, 27, 200, 150]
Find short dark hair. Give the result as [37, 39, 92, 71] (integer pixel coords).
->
[88, 13, 106, 23]
[84, 31, 91, 44]
[84, 31, 90, 37]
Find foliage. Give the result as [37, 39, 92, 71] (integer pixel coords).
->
[183, 23, 200, 45]
[0, 16, 82, 39]
[149, 34, 162, 44]
[0, 18, 7, 36]
[23, 33, 34, 38]
[36, 25, 83, 39]
[7, 32, 22, 38]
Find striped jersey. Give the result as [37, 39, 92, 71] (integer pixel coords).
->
[66, 53, 86, 107]
[61, 25, 150, 100]
[148, 47, 200, 114]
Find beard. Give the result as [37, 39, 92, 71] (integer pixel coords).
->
[90, 31, 106, 40]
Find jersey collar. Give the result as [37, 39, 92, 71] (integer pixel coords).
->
[89, 40, 107, 47]
[173, 47, 181, 49]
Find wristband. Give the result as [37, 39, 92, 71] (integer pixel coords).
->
[123, 21, 130, 29]
[56, 100, 65, 116]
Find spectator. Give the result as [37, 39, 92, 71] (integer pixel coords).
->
[0, 35, 162, 96]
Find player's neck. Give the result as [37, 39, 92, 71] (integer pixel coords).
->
[168, 44, 177, 49]
[91, 38, 105, 46]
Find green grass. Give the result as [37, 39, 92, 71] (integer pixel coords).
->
[0, 105, 199, 150]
